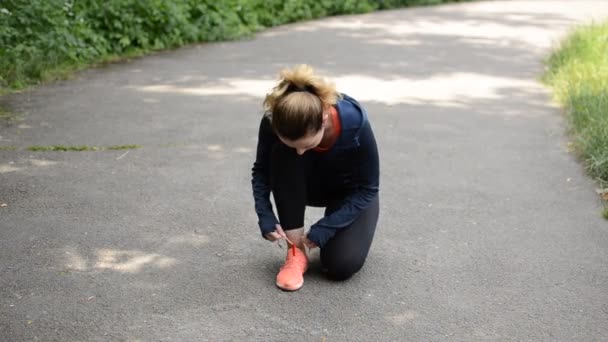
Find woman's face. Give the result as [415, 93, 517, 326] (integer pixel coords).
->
[278, 108, 329, 155]
[279, 128, 324, 155]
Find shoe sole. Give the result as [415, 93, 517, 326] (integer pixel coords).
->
[276, 279, 304, 292]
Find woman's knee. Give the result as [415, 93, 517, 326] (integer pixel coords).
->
[322, 256, 366, 281]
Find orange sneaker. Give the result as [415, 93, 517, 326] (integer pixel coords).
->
[276, 243, 308, 291]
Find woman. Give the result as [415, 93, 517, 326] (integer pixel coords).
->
[251, 64, 380, 291]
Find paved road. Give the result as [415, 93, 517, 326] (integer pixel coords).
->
[2, 1, 608, 341]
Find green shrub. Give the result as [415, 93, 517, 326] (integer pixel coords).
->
[0, 0, 468, 91]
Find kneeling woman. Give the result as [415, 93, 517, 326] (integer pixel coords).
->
[251, 65, 380, 291]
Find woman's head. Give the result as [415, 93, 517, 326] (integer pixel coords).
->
[263, 65, 340, 151]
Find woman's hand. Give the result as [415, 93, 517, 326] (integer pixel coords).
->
[265, 224, 287, 242]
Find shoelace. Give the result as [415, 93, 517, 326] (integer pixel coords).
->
[285, 237, 296, 257]
[281, 238, 307, 273]
[278, 237, 297, 257]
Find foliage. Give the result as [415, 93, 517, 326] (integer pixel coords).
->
[0, 0, 467, 90]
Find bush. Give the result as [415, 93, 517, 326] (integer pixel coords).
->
[0, 0, 467, 91]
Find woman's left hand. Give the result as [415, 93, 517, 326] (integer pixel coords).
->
[304, 237, 318, 249]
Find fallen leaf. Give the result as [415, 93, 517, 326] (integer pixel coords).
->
[566, 142, 575, 152]
[0, 203, 6, 207]
[596, 188, 608, 201]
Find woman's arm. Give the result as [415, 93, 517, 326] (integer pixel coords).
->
[307, 120, 380, 247]
[251, 116, 280, 237]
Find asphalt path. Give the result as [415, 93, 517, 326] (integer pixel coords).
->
[1, 1, 608, 341]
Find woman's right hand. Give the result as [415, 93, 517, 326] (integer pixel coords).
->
[265, 224, 287, 242]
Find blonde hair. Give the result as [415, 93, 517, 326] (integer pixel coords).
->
[263, 64, 340, 140]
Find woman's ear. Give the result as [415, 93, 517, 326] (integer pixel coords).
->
[322, 112, 329, 123]
[322, 105, 331, 123]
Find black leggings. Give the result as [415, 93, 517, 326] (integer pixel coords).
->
[270, 144, 379, 280]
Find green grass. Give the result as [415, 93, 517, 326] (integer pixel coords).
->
[0, 105, 24, 124]
[27, 144, 141, 152]
[106, 144, 141, 150]
[6, 49, 150, 90]
[0, 146, 17, 150]
[0, 107, 14, 121]
[28, 145, 100, 151]
[544, 21, 608, 207]
[0, 110, 9, 121]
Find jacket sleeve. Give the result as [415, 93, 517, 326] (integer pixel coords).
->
[307, 120, 380, 248]
[251, 116, 279, 237]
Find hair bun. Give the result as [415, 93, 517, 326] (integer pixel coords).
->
[281, 64, 315, 92]
[263, 64, 339, 113]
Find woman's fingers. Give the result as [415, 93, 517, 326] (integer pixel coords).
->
[265, 231, 281, 241]
[275, 224, 287, 238]
[265, 225, 289, 243]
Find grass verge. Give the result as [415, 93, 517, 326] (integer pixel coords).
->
[27, 144, 141, 152]
[543, 21, 608, 217]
